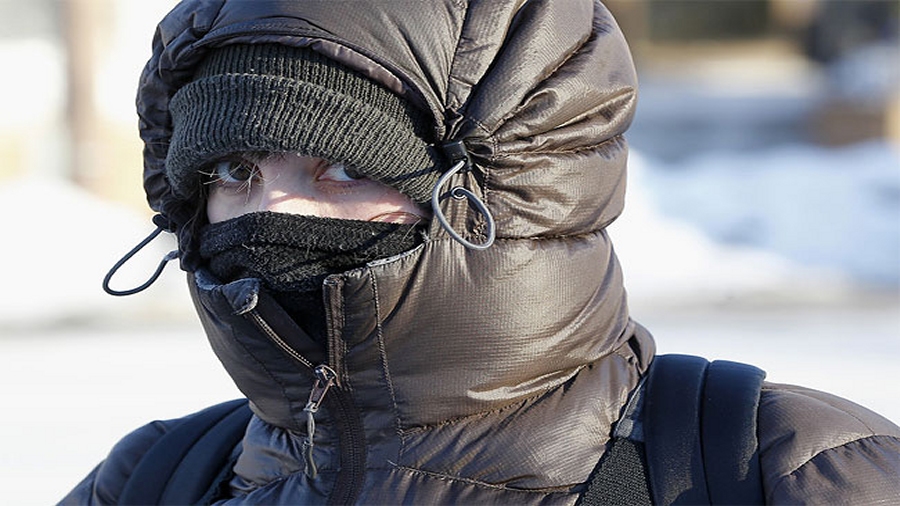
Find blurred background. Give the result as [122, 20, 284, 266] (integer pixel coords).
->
[0, 1, 897, 503]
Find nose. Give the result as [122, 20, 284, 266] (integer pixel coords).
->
[253, 175, 318, 216]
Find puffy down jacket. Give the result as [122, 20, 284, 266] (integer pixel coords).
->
[62, 1, 900, 504]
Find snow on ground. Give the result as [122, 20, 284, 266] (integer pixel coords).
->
[611, 151, 853, 305]
[1, 326, 241, 504]
[0, 177, 195, 327]
[1, 140, 898, 504]
[635, 142, 900, 286]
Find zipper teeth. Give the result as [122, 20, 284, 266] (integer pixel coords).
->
[334, 393, 366, 503]
[323, 276, 342, 371]
[247, 309, 315, 370]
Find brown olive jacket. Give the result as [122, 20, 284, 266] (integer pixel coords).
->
[62, 1, 900, 504]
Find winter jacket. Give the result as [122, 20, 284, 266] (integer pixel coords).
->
[62, 1, 900, 504]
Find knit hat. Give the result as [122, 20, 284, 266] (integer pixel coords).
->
[166, 43, 442, 203]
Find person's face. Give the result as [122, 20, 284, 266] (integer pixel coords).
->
[205, 152, 429, 224]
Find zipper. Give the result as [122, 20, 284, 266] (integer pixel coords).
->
[321, 275, 367, 505]
[323, 276, 344, 372]
[245, 309, 332, 477]
[245, 309, 315, 370]
[302, 364, 337, 479]
[244, 305, 366, 503]
[328, 382, 367, 505]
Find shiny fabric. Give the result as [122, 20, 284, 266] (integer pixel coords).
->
[61, 1, 900, 505]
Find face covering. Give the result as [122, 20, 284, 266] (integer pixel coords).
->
[199, 211, 425, 342]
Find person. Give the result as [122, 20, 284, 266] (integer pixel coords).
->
[62, 0, 900, 504]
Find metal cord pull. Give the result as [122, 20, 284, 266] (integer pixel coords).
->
[430, 159, 496, 250]
[102, 225, 178, 296]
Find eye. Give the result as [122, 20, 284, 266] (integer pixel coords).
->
[318, 162, 366, 182]
[213, 159, 255, 183]
[203, 158, 259, 187]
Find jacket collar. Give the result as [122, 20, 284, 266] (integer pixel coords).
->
[190, 230, 636, 431]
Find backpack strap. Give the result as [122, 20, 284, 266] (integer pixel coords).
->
[644, 354, 766, 505]
[578, 354, 766, 506]
[643, 354, 712, 504]
[701, 359, 767, 504]
[118, 398, 252, 505]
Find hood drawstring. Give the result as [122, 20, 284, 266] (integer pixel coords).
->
[102, 215, 179, 296]
[432, 141, 496, 250]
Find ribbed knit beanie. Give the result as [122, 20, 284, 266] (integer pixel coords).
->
[166, 43, 442, 204]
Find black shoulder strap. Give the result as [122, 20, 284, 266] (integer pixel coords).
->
[644, 354, 766, 505]
[643, 354, 712, 504]
[118, 398, 252, 506]
[699, 359, 767, 504]
[579, 354, 765, 506]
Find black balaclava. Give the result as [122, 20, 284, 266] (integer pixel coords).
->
[200, 212, 425, 343]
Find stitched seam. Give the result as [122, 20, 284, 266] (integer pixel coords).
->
[769, 435, 900, 500]
[761, 383, 883, 462]
[400, 363, 588, 435]
[468, 115, 495, 139]
[479, 162, 493, 238]
[494, 132, 628, 158]
[499, 228, 606, 242]
[390, 464, 576, 495]
[369, 269, 404, 438]
[239, 467, 338, 498]
[445, 0, 475, 114]
[426, 228, 609, 248]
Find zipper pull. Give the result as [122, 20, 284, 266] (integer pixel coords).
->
[302, 364, 337, 479]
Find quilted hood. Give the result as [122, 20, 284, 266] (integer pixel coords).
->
[138, 0, 638, 247]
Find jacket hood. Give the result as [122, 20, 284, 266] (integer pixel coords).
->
[138, 0, 637, 247]
[138, 0, 653, 500]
